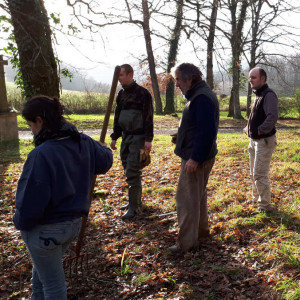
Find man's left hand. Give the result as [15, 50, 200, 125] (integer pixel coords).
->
[184, 159, 198, 173]
[145, 141, 152, 151]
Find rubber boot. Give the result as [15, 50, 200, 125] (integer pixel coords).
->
[128, 185, 142, 211]
[121, 207, 136, 219]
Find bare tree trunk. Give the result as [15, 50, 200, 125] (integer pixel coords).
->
[228, 89, 234, 116]
[142, 0, 162, 114]
[206, 0, 219, 89]
[228, 0, 248, 119]
[7, 0, 59, 99]
[246, 82, 252, 116]
[164, 0, 183, 114]
[247, 0, 263, 116]
[231, 55, 242, 118]
[247, 56, 256, 116]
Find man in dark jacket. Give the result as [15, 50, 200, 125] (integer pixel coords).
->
[170, 63, 219, 253]
[110, 64, 154, 219]
[243, 67, 278, 212]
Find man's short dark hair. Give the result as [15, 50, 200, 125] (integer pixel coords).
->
[175, 63, 203, 85]
[258, 67, 267, 82]
[120, 64, 134, 75]
[251, 67, 267, 82]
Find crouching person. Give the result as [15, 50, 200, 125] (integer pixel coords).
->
[13, 96, 113, 299]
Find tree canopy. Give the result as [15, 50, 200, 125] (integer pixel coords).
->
[1, 0, 300, 115]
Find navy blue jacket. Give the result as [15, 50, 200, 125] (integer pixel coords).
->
[175, 81, 219, 163]
[14, 134, 113, 230]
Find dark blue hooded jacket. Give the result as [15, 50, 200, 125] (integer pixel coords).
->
[14, 134, 113, 230]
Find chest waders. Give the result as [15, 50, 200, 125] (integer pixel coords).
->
[119, 109, 145, 210]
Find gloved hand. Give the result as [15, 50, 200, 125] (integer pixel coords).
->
[140, 149, 151, 168]
[170, 133, 177, 144]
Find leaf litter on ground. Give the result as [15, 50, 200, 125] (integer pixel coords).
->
[0, 130, 299, 299]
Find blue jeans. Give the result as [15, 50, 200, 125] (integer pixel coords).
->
[21, 219, 81, 300]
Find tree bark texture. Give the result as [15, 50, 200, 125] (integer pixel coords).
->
[247, 0, 263, 116]
[228, 0, 248, 119]
[206, 0, 219, 90]
[164, 0, 183, 114]
[142, 0, 162, 114]
[7, 0, 59, 99]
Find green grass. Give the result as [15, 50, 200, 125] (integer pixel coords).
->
[7, 82, 300, 118]
[219, 110, 247, 119]
[0, 124, 299, 299]
[134, 273, 154, 285]
[0, 139, 34, 163]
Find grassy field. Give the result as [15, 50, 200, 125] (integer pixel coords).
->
[17, 112, 300, 133]
[6, 82, 300, 119]
[0, 128, 299, 299]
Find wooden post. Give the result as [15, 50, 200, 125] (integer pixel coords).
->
[0, 55, 9, 113]
[75, 66, 121, 256]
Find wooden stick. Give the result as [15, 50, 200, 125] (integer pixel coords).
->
[75, 65, 121, 256]
[100, 66, 121, 143]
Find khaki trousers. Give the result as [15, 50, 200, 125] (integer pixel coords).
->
[248, 135, 277, 210]
[176, 157, 215, 251]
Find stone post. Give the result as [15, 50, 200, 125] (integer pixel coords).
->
[0, 55, 19, 141]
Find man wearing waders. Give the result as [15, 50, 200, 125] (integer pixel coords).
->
[110, 64, 154, 219]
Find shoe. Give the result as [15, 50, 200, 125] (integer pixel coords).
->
[120, 203, 129, 211]
[168, 245, 180, 253]
[121, 207, 136, 219]
[250, 211, 260, 216]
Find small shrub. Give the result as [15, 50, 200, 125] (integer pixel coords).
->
[219, 94, 228, 100]
[293, 87, 300, 117]
[6, 82, 24, 112]
[278, 97, 300, 119]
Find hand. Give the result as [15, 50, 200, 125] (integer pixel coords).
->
[243, 126, 248, 135]
[110, 140, 117, 150]
[99, 141, 107, 147]
[170, 133, 177, 144]
[184, 159, 198, 173]
[144, 141, 152, 151]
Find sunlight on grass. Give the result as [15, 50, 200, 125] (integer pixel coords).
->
[1, 129, 299, 299]
[277, 279, 300, 300]
[134, 273, 154, 285]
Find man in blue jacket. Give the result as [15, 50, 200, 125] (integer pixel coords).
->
[170, 63, 219, 253]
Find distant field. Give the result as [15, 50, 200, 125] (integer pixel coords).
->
[6, 82, 300, 119]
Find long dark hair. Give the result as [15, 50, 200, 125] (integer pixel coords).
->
[23, 95, 80, 146]
[22, 95, 66, 131]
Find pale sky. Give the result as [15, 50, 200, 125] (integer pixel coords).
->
[43, 0, 206, 84]
[44, 1, 146, 83]
[1, 0, 299, 84]
[44, 0, 300, 84]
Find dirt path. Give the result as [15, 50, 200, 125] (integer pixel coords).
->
[18, 126, 299, 139]
[18, 128, 239, 139]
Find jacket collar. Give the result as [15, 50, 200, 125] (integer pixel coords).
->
[185, 80, 207, 100]
[122, 80, 137, 91]
[253, 83, 268, 96]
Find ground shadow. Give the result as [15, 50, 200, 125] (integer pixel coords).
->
[62, 206, 281, 300]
